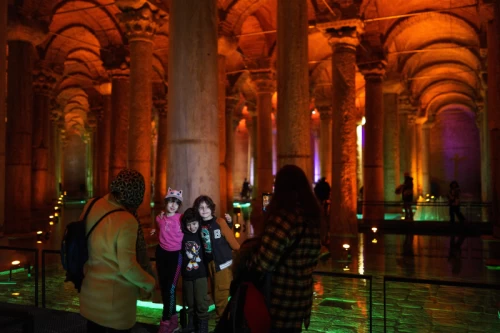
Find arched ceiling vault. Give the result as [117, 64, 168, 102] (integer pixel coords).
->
[426, 92, 476, 118]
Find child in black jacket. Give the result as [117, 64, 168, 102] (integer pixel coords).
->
[181, 208, 209, 333]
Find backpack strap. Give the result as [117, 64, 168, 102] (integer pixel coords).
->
[81, 196, 101, 221]
[85, 209, 125, 240]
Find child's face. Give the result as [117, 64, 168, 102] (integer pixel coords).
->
[166, 200, 179, 214]
[186, 220, 199, 233]
[198, 201, 212, 221]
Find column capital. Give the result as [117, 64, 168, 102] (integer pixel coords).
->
[317, 19, 364, 49]
[153, 98, 167, 117]
[407, 114, 417, 125]
[226, 95, 240, 116]
[316, 105, 332, 120]
[33, 65, 58, 96]
[251, 69, 276, 94]
[7, 19, 48, 45]
[95, 82, 112, 96]
[398, 94, 415, 114]
[359, 61, 387, 80]
[102, 45, 130, 78]
[117, 2, 165, 42]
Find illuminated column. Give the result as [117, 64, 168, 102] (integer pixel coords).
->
[487, 8, 500, 233]
[218, 56, 228, 214]
[477, 98, 491, 220]
[277, 0, 311, 176]
[360, 62, 386, 221]
[317, 105, 333, 184]
[383, 93, 400, 203]
[408, 115, 417, 197]
[320, 20, 363, 236]
[421, 120, 433, 195]
[154, 99, 167, 204]
[246, 105, 258, 199]
[96, 83, 112, 197]
[32, 65, 57, 209]
[119, 3, 162, 223]
[415, 118, 424, 196]
[5, 40, 35, 233]
[225, 95, 240, 211]
[108, 65, 130, 182]
[0, 0, 6, 232]
[168, 0, 219, 211]
[398, 95, 412, 180]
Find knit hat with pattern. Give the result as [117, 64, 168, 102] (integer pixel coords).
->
[110, 169, 145, 209]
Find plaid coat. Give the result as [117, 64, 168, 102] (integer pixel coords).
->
[251, 207, 321, 330]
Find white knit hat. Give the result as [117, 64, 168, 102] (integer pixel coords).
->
[165, 187, 183, 202]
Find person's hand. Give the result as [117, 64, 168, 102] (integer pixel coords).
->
[225, 213, 232, 223]
[150, 229, 156, 236]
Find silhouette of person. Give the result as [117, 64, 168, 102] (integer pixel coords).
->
[448, 181, 466, 224]
[241, 178, 250, 200]
[397, 172, 414, 221]
[314, 177, 331, 204]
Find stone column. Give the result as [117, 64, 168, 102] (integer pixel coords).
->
[251, 70, 275, 235]
[247, 106, 258, 199]
[360, 62, 386, 221]
[168, 0, 220, 211]
[225, 95, 239, 211]
[218, 56, 228, 214]
[0, 0, 6, 232]
[319, 20, 364, 236]
[477, 99, 491, 220]
[154, 99, 167, 204]
[408, 115, 418, 197]
[277, 0, 311, 176]
[96, 83, 112, 197]
[488, 10, 500, 234]
[108, 66, 130, 182]
[398, 95, 412, 180]
[118, 3, 161, 223]
[317, 105, 333, 184]
[32, 66, 57, 209]
[383, 93, 400, 203]
[421, 121, 432, 195]
[5, 40, 35, 233]
[415, 120, 424, 196]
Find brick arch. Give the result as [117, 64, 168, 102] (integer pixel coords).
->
[426, 92, 476, 118]
[414, 78, 477, 105]
[220, 0, 268, 36]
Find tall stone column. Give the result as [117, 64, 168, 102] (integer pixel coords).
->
[218, 56, 228, 214]
[119, 3, 161, 223]
[5, 40, 35, 233]
[277, 0, 311, 177]
[32, 66, 57, 209]
[360, 62, 386, 221]
[317, 105, 333, 184]
[154, 99, 167, 204]
[251, 70, 275, 235]
[488, 9, 500, 234]
[421, 120, 432, 195]
[0, 0, 6, 232]
[247, 106, 258, 200]
[168, 0, 220, 211]
[477, 98, 491, 220]
[225, 95, 239, 211]
[108, 66, 130, 182]
[319, 20, 363, 236]
[415, 120, 424, 195]
[398, 95, 412, 179]
[96, 83, 112, 197]
[409, 115, 418, 197]
[383, 93, 400, 203]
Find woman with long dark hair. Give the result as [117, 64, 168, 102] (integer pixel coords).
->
[250, 164, 321, 333]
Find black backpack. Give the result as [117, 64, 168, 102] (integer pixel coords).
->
[60, 197, 124, 292]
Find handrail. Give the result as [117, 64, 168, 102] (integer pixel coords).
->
[0, 246, 39, 307]
[383, 275, 500, 332]
[314, 271, 373, 333]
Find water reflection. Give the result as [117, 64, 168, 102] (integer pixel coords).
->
[448, 234, 466, 275]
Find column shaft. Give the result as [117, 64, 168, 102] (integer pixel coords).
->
[0, 0, 6, 231]
[109, 75, 130, 181]
[32, 91, 50, 209]
[5, 41, 34, 233]
[318, 107, 332, 184]
[249, 112, 258, 199]
[362, 71, 385, 221]
[277, 0, 311, 176]
[331, 43, 359, 235]
[409, 116, 417, 198]
[225, 96, 239, 211]
[154, 103, 168, 204]
[383, 93, 400, 203]
[421, 124, 431, 195]
[129, 39, 153, 222]
[218, 55, 227, 214]
[98, 95, 112, 196]
[168, 0, 219, 211]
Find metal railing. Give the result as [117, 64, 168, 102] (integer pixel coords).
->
[314, 271, 373, 333]
[383, 276, 500, 333]
[0, 246, 39, 307]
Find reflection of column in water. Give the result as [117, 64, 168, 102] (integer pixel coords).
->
[414, 196, 424, 220]
[438, 197, 447, 221]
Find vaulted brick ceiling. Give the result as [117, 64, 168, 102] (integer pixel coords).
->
[14, 0, 491, 134]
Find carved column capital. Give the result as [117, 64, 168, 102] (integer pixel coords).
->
[102, 45, 131, 78]
[317, 19, 364, 50]
[33, 65, 58, 96]
[251, 69, 276, 94]
[117, 3, 165, 42]
[154, 98, 168, 117]
[317, 105, 333, 120]
[359, 61, 387, 80]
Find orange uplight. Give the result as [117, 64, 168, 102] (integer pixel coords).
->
[343, 244, 350, 249]
[49, 215, 54, 219]
[54, 212, 59, 217]
[37, 231, 43, 235]
[372, 227, 378, 233]
[11, 260, 20, 266]
[49, 222, 54, 226]
[235, 232, 241, 238]
[37, 241, 42, 244]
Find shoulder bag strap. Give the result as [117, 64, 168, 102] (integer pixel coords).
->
[81, 197, 101, 222]
[85, 208, 125, 240]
